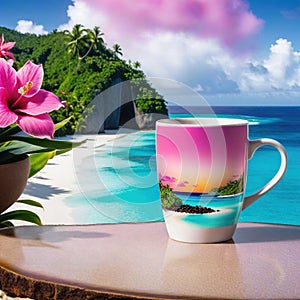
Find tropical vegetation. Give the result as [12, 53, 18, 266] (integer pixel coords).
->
[0, 34, 84, 227]
[0, 117, 84, 228]
[0, 199, 43, 228]
[0, 25, 168, 135]
[0, 23, 168, 226]
[209, 174, 244, 196]
[159, 180, 183, 210]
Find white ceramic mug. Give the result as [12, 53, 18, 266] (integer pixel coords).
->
[156, 118, 288, 243]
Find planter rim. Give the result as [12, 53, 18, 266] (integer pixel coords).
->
[0, 154, 29, 166]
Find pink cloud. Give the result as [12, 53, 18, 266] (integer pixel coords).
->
[177, 181, 189, 187]
[83, 0, 263, 48]
[160, 175, 177, 184]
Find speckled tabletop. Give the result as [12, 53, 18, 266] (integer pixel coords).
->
[0, 222, 299, 300]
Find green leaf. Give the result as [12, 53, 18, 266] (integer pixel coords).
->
[0, 143, 52, 165]
[0, 210, 42, 226]
[0, 138, 85, 164]
[0, 124, 21, 139]
[2, 136, 84, 149]
[54, 117, 72, 131]
[0, 221, 14, 228]
[17, 199, 44, 209]
[0, 141, 48, 154]
[0, 141, 10, 149]
[55, 148, 72, 156]
[29, 151, 56, 178]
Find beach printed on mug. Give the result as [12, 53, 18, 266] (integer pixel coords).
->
[156, 124, 248, 228]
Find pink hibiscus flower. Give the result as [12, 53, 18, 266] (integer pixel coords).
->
[0, 34, 15, 65]
[0, 59, 64, 139]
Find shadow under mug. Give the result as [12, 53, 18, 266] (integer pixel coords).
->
[156, 118, 288, 243]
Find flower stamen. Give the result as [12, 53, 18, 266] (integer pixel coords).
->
[11, 81, 34, 109]
[18, 81, 33, 95]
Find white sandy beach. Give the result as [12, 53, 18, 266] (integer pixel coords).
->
[8, 131, 128, 226]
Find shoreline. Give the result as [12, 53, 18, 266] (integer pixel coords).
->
[9, 131, 128, 226]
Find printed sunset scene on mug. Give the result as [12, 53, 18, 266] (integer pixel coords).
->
[156, 125, 247, 194]
[156, 122, 248, 230]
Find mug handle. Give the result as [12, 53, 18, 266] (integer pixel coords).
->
[242, 138, 288, 210]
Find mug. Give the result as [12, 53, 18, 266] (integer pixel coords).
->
[156, 118, 287, 243]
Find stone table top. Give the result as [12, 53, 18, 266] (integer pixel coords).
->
[0, 222, 299, 300]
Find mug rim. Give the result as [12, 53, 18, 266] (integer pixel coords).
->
[156, 117, 248, 127]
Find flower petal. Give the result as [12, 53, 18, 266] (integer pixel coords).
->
[1, 41, 15, 51]
[1, 51, 15, 61]
[0, 58, 17, 95]
[0, 87, 18, 127]
[6, 59, 14, 66]
[17, 60, 43, 96]
[17, 113, 55, 139]
[14, 89, 64, 115]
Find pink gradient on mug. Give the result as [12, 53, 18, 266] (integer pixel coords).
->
[156, 124, 247, 193]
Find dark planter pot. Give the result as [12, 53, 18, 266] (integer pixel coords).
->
[0, 156, 30, 213]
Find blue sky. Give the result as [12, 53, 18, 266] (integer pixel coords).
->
[1, 0, 300, 105]
[3, 0, 299, 48]
[250, 0, 300, 53]
[0, 0, 72, 33]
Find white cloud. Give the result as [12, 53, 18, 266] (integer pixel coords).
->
[57, 1, 300, 97]
[124, 32, 239, 94]
[264, 38, 300, 89]
[15, 20, 48, 35]
[58, 0, 107, 33]
[58, 1, 238, 93]
[211, 38, 300, 93]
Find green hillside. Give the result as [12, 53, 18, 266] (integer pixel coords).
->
[0, 25, 168, 134]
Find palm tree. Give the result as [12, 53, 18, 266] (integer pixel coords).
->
[64, 24, 88, 61]
[112, 44, 123, 57]
[82, 26, 105, 59]
[90, 26, 104, 46]
[64, 25, 106, 67]
[133, 61, 141, 69]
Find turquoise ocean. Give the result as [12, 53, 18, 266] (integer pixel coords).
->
[67, 106, 299, 226]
